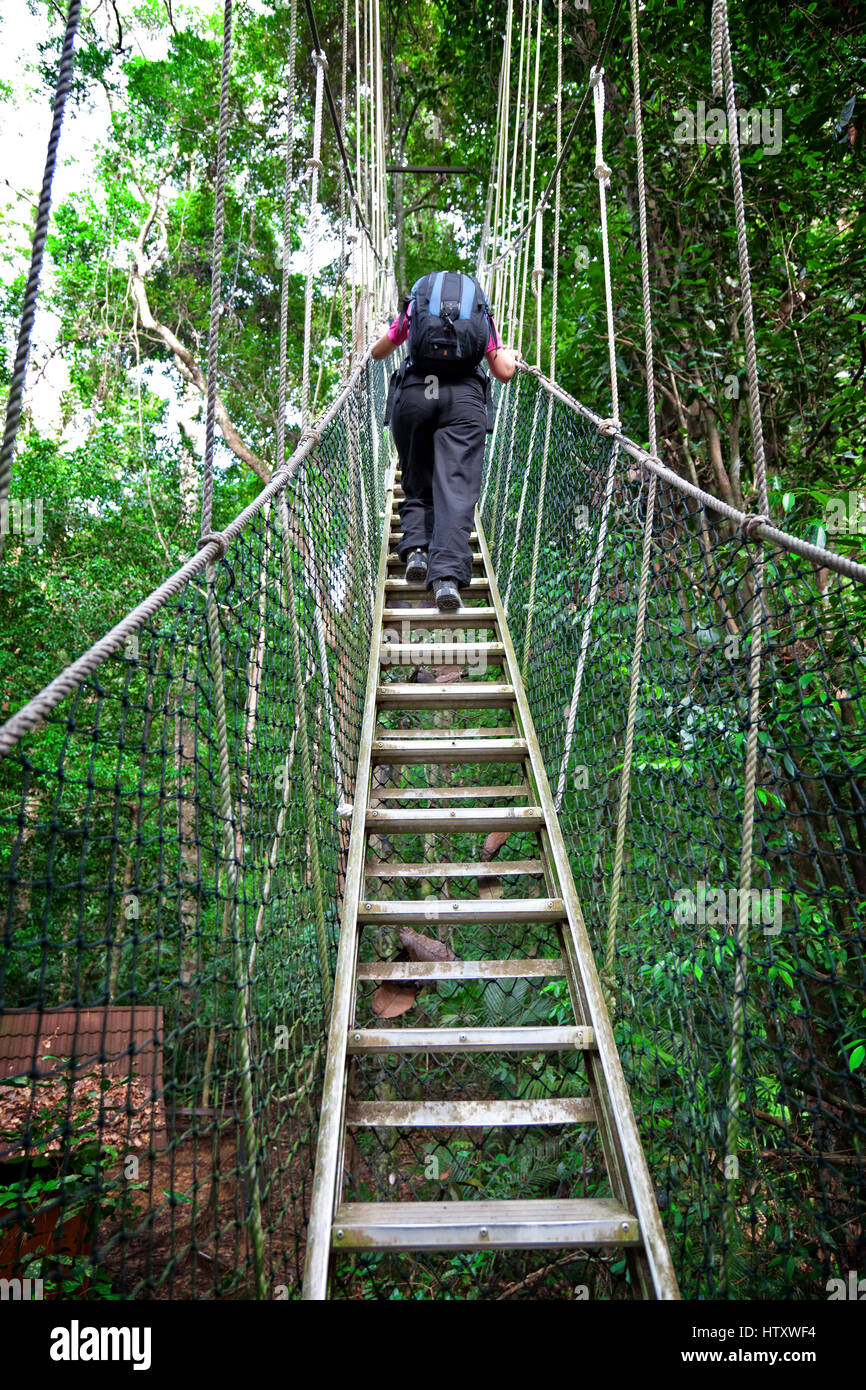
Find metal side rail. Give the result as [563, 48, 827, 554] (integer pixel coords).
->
[302, 465, 679, 1300]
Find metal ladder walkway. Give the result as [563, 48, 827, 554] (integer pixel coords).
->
[302, 457, 680, 1300]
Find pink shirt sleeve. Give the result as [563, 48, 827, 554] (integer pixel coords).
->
[387, 307, 410, 346]
[386, 302, 504, 352]
[486, 317, 504, 353]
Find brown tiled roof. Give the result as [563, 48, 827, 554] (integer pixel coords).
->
[0, 1006, 163, 1087]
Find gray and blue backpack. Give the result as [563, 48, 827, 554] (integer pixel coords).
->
[400, 271, 494, 377]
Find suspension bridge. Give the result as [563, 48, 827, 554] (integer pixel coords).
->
[0, 0, 863, 1302]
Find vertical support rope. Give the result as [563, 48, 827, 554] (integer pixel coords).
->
[339, 0, 349, 382]
[554, 63, 620, 813]
[487, 0, 513, 314]
[198, 0, 266, 1300]
[297, 48, 345, 856]
[502, 389, 542, 613]
[200, 0, 234, 539]
[300, 50, 328, 431]
[0, 0, 81, 542]
[601, 0, 661, 1009]
[590, 66, 619, 432]
[503, 0, 528, 344]
[710, 0, 769, 1283]
[554, 438, 618, 813]
[276, 0, 298, 473]
[516, 0, 542, 358]
[712, 0, 769, 518]
[522, 0, 562, 672]
[277, 487, 333, 1018]
[723, 545, 765, 1287]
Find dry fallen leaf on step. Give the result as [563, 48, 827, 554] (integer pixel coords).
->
[371, 980, 420, 1018]
[481, 829, 511, 861]
[399, 926, 456, 962]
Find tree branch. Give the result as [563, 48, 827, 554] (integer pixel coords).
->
[130, 177, 271, 485]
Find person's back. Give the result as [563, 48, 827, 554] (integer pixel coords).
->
[371, 271, 516, 611]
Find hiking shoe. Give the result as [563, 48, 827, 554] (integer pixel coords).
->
[405, 548, 428, 584]
[433, 578, 461, 612]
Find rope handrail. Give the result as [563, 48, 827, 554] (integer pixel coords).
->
[514, 361, 866, 584]
[0, 350, 373, 759]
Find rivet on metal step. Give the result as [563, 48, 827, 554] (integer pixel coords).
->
[453, 902, 459, 910]
[621, 1223, 630, 1233]
[365, 902, 373, 911]
[450, 810, 456, 817]
[369, 809, 378, 817]
[547, 901, 555, 910]
[335, 1229, 344, 1241]
[479, 1227, 489, 1239]
[459, 1034, 467, 1042]
[353, 1033, 361, 1042]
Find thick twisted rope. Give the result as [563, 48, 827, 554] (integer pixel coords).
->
[300, 50, 328, 431]
[712, 0, 769, 518]
[303, 0, 382, 271]
[200, 0, 234, 540]
[339, 0, 349, 381]
[196, 0, 267, 1300]
[522, 0, 563, 672]
[276, 0, 298, 473]
[516, 363, 866, 584]
[601, 0, 661, 1009]
[553, 63, 620, 813]
[711, 0, 771, 1283]
[486, 0, 626, 277]
[0, 0, 81, 550]
[723, 547, 765, 1277]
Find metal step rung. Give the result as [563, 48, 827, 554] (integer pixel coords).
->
[358, 897, 564, 924]
[376, 682, 514, 709]
[382, 607, 497, 626]
[387, 553, 483, 568]
[370, 784, 529, 802]
[332, 1199, 639, 1251]
[345, 1098, 595, 1127]
[372, 736, 526, 763]
[365, 806, 543, 834]
[347, 1026, 593, 1053]
[356, 955, 563, 979]
[373, 725, 517, 739]
[385, 578, 490, 595]
[391, 530, 479, 544]
[362, 859, 545, 880]
[380, 642, 504, 667]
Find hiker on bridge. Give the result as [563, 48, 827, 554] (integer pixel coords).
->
[371, 271, 516, 611]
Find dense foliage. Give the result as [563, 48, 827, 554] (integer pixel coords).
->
[0, 0, 863, 1301]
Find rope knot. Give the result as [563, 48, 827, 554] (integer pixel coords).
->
[530, 267, 544, 296]
[740, 511, 769, 541]
[596, 417, 619, 437]
[301, 426, 322, 446]
[306, 157, 323, 174]
[197, 530, 229, 559]
[594, 161, 612, 184]
[314, 50, 329, 70]
[589, 66, 605, 87]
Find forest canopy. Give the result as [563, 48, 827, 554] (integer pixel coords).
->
[0, 0, 863, 705]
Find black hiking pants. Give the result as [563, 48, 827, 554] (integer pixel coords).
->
[391, 368, 487, 589]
